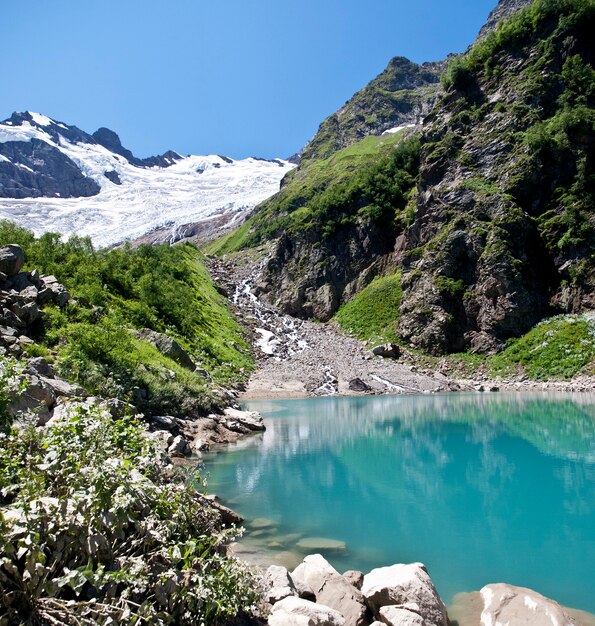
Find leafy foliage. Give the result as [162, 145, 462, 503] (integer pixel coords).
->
[0, 401, 260, 625]
[0, 356, 25, 434]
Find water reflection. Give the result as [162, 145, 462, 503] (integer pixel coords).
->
[203, 393, 595, 613]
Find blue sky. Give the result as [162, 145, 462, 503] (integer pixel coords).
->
[3, 0, 496, 159]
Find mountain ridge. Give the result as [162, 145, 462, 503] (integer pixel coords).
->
[0, 111, 293, 246]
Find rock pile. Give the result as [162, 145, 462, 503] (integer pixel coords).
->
[263, 555, 447, 626]
[0, 244, 70, 358]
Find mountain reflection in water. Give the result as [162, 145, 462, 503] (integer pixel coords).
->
[202, 393, 595, 613]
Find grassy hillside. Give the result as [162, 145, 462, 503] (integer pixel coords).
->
[206, 129, 417, 256]
[0, 221, 252, 416]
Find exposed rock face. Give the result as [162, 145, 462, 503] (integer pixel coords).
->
[251, 0, 594, 356]
[259, 221, 394, 322]
[0, 137, 101, 199]
[0, 246, 72, 359]
[361, 563, 447, 626]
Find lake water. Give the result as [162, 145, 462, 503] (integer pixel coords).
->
[202, 393, 595, 613]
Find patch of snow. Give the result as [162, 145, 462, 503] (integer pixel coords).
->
[28, 111, 55, 127]
[0, 154, 10, 163]
[382, 123, 416, 135]
[0, 120, 53, 144]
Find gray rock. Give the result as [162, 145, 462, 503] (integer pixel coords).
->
[292, 554, 367, 626]
[371, 344, 401, 359]
[2, 309, 26, 328]
[265, 565, 298, 604]
[9, 374, 57, 424]
[0, 245, 25, 276]
[36, 287, 54, 305]
[362, 563, 447, 626]
[146, 430, 174, 452]
[343, 571, 364, 591]
[348, 378, 372, 392]
[18, 285, 39, 302]
[168, 434, 191, 457]
[26, 358, 53, 380]
[479, 583, 587, 626]
[9, 273, 33, 292]
[149, 414, 178, 432]
[270, 596, 346, 626]
[222, 407, 266, 432]
[0, 325, 19, 338]
[11, 301, 40, 324]
[41, 376, 84, 398]
[378, 605, 424, 626]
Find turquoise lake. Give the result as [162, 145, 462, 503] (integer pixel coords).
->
[202, 393, 595, 612]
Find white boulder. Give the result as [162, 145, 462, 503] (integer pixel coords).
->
[362, 563, 447, 626]
[480, 583, 586, 626]
[292, 554, 368, 626]
[270, 596, 346, 626]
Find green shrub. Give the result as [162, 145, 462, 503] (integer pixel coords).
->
[0, 225, 253, 415]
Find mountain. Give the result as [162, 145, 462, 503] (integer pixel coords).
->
[211, 0, 594, 356]
[0, 111, 293, 247]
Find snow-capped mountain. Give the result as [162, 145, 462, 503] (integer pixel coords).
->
[0, 111, 294, 247]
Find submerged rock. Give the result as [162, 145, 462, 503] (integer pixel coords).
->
[296, 538, 347, 552]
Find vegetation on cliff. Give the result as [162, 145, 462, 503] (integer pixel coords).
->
[210, 0, 594, 367]
[0, 221, 252, 416]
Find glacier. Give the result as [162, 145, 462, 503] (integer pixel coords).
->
[0, 112, 294, 247]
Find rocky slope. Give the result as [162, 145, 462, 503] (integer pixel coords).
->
[0, 111, 292, 246]
[219, 0, 594, 358]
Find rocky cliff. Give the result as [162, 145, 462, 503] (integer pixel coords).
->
[222, 0, 594, 356]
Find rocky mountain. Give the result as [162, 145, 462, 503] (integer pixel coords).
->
[299, 56, 445, 165]
[215, 0, 594, 356]
[0, 111, 293, 246]
[477, 0, 535, 39]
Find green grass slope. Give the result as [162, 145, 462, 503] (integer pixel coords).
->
[0, 221, 252, 416]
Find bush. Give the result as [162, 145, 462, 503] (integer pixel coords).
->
[335, 272, 403, 344]
[0, 403, 260, 625]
